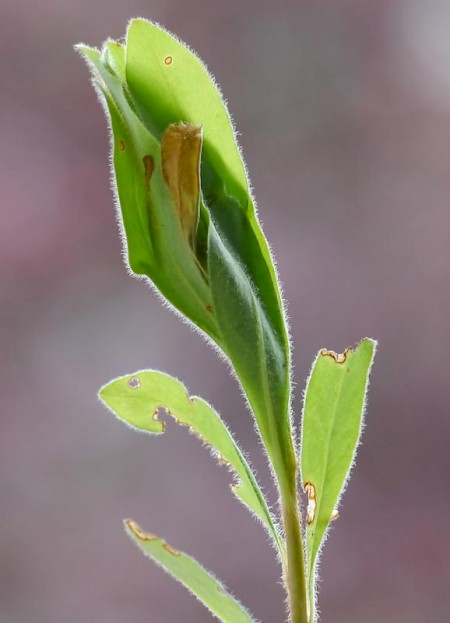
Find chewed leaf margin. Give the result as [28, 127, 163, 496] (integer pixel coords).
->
[99, 370, 285, 562]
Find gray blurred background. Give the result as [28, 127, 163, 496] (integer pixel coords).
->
[1, 1, 449, 621]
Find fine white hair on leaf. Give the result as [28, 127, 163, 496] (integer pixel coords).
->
[299, 338, 378, 621]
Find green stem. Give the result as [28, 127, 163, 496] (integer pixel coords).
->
[280, 469, 308, 623]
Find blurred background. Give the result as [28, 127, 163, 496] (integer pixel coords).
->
[1, 1, 449, 621]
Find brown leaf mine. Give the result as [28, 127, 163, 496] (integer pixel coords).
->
[143, 155, 154, 189]
[163, 543, 181, 557]
[320, 347, 352, 364]
[125, 519, 157, 541]
[304, 482, 317, 525]
[161, 123, 202, 247]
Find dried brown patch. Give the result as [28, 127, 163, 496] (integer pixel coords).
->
[320, 347, 352, 364]
[143, 155, 154, 188]
[304, 482, 317, 525]
[125, 519, 157, 541]
[163, 543, 181, 556]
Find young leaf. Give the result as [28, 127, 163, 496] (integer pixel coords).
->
[123, 18, 293, 488]
[99, 371, 285, 560]
[300, 337, 376, 619]
[76, 44, 220, 341]
[77, 22, 296, 491]
[125, 519, 257, 623]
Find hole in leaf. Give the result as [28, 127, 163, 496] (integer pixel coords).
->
[128, 377, 141, 389]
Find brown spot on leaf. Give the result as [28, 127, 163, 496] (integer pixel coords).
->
[320, 347, 352, 364]
[163, 543, 181, 556]
[206, 304, 213, 313]
[304, 482, 317, 525]
[164, 55, 173, 65]
[125, 519, 157, 541]
[119, 140, 125, 151]
[143, 155, 154, 188]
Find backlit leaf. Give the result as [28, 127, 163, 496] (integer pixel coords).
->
[99, 370, 284, 559]
[300, 337, 376, 618]
[125, 519, 257, 623]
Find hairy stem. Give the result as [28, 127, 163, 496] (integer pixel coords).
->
[280, 469, 308, 623]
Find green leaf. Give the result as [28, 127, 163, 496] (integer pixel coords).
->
[208, 227, 292, 488]
[77, 22, 294, 489]
[125, 519, 257, 623]
[75, 44, 219, 341]
[300, 338, 376, 619]
[99, 370, 285, 560]
[125, 19, 248, 207]
[123, 20, 293, 485]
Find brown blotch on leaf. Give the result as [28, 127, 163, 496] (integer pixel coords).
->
[304, 482, 317, 525]
[163, 542, 181, 556]
[119, 139, 125, 152]
[161, 123, 202, 246]
[206, 304, 213, 313]
[164, 55, 173, 65]
[143, 155, 155, 188]
[320, 347, 352, 364]
[125, 519, 157, 541]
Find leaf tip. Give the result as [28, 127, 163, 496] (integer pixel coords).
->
[124, 518, 157, 542]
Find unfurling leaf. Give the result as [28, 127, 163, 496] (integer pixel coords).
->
[300, 337, 376, 619]
[125, 519, 258, 623]
[76, 20, 295, 491]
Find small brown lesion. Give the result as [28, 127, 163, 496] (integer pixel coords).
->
[164, 55, 173, 66]
[163, 543, 181, 556]
[125, 519, 157, 541]
[206, 304, 213, 313]
[119, 139, 126, 152]
[320, 347, 352, 364]
[143, 155, 155, 188]
[216, 453, 231, 467]
[304, 482, 317, 525]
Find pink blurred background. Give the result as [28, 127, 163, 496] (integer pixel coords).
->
[1, 1, 449, 621]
